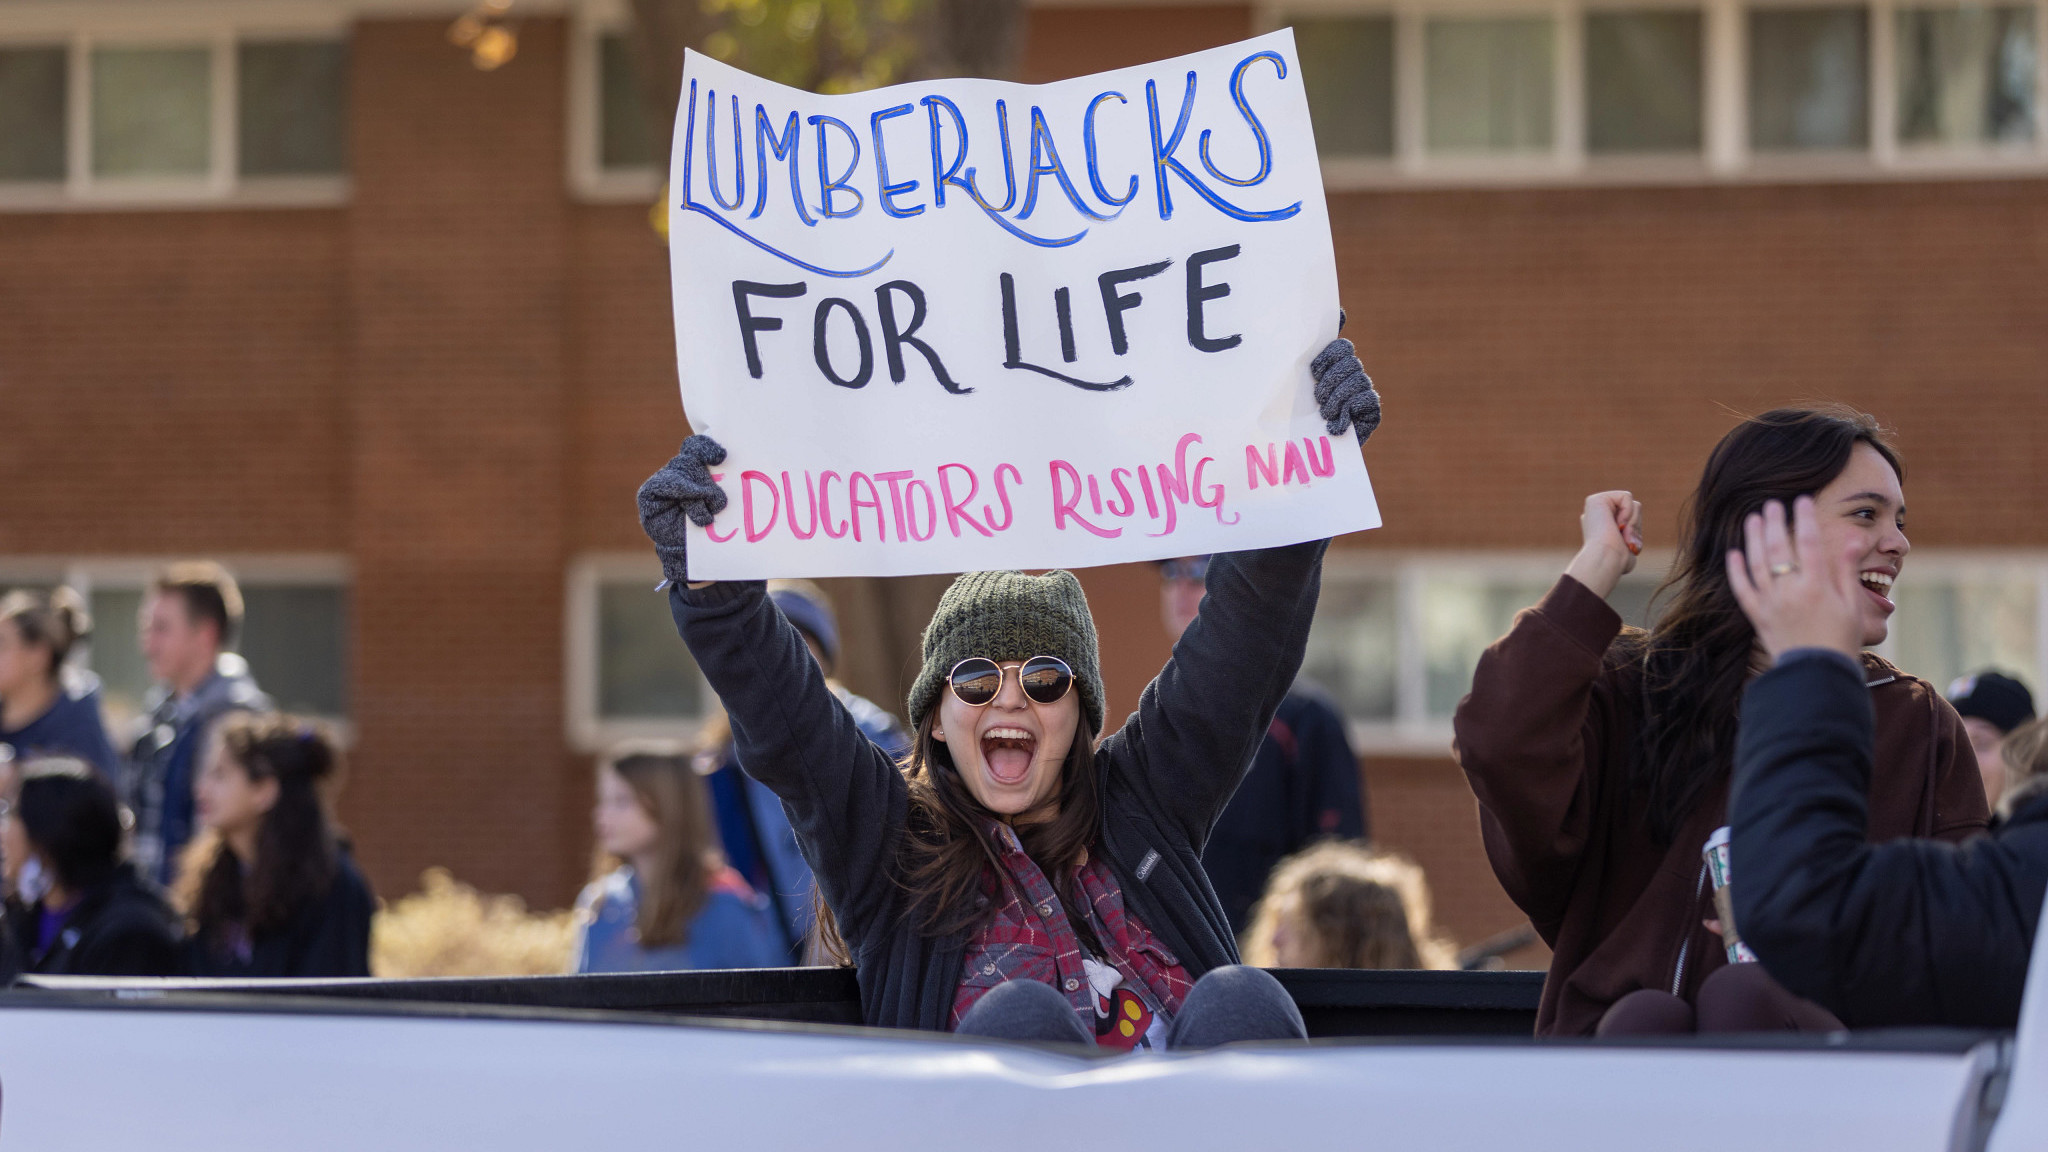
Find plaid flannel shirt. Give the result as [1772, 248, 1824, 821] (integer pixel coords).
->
[950, 819, 1194, 1043]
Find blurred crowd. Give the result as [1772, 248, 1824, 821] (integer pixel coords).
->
[0, 559, 1455, 984]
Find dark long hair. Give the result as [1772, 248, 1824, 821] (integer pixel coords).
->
[1633, 407, 1903, 843]
[176, 713, 342, 943]
[16, 757, 122, 895]
[814, 713, 1102, 963]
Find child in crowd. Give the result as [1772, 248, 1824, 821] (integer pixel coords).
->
[176, 714, 374, 977]
[572, 744, 786, 973]
[4, 758, 181, 976]
[1242, 842, 1454, 970]
[0, 589, 119, 780]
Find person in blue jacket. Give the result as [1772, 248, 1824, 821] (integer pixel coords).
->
[700, 579, 911, 962]
[574, 744, 786, 973]
[0, 589, 119, 781]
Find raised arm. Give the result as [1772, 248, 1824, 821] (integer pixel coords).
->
[1732, 651, 2044, 1026]
[1452, 492, 1640, 938]
[642, 440, 908, 938]
[1106, 540, 1329, 848]
[1101, 331, 1379, 848]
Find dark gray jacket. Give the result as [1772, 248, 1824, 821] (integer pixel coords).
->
[668, 540, 1327, 1031]
[1732, 649, 2048, 1028]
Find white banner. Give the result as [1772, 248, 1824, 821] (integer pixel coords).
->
[669, 31, 1380, 579]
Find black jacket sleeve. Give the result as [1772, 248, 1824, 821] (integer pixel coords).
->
[1101, 539, 1328, 850]
[669, 580, 908, 941]
[1731, 651, 2048, 1028]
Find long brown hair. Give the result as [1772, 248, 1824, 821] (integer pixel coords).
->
[176, 713, 342, 942]
[594, 745, 719, 949]
[814, 712, 1102, 963]
[1633, 407, 1904, 843]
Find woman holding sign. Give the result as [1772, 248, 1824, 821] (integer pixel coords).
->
[1453, 408, 1988, 1037]
[635, 338, 1379, 1049]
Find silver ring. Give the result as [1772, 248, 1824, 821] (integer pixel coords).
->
[1769, 562, 1798, 577]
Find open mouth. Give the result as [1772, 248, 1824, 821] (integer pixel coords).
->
[980, 726, 1038, 785]
[1860, 569, 1896, 611]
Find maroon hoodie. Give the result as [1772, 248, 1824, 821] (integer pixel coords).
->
[1454, 575, 1988, 1037]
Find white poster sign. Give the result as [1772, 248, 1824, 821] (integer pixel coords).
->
[669, 30, 1379, 579]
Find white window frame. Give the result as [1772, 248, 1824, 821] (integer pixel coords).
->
[565, 552, 714, 754]
[0, 5, 351, 211]
[1263, 0, 2048, 188]
[568, 0, 664, 203]
[1319, 548, 2048, 755]
[1866, 550, 2048, 682]
[0, 553, 354, 734]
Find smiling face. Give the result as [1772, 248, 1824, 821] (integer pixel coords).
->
[933, 661, 1082, 820]
[1807, 441, 1910, 648]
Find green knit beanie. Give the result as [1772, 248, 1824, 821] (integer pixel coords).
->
[906, 570, 1105, 735]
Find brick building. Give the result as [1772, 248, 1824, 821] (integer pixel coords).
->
[2, 0, 2044, 966]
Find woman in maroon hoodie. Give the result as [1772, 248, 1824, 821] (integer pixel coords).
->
[1455, 408, 1987, 1037]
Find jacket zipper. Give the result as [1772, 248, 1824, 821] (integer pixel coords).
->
[1671, 860, 1708, 996]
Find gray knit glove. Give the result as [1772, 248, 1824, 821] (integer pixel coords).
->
[1311, 318, 1381, 446]
[637, 435, 728, 584]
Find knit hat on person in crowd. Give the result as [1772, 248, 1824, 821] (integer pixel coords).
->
[1948, 670, 2037, 735]
[767, 579, 840, 671]
[906, 570, 1105, 735]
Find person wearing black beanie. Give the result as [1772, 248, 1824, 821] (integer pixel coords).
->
[1949, 670, 2038, 807]
[637, 335, 1381, 1050]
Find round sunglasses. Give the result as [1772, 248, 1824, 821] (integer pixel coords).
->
[946, 656, 1075, 707]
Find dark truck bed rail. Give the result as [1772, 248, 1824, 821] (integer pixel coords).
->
[17, 967, 1546, 1037]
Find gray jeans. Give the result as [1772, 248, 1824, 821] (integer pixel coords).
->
[954, 965, 1308, 1050]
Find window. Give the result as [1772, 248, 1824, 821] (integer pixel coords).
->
[1296, 16, 1397, 157]
[1303, 574, 1398, 721]
[1426, 16, 1557, 152]
[0, 27, 347, 206]
[1749, 6, 1871, 151]
[0, 46, 66, 181]
[0, 559, 350, 736]
[1278, 0, 2048, 188]
[238, 40, 349, 177]
[92, 45, 213, 180]
[1586, 9, 1705, 153]
[568, 555, 710, 752]
[1309, 552, 2048, 751]
[600, 33, 657, 171]
[570, 16, 663, 201]
[1881, 565, 2042, 699]
[1895, 4, 2036, 146]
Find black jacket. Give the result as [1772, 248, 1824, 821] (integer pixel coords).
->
[10, 863, 183, 977]
[1731, 650, 2048, 1028]
[1203, 681, 1367, 934]
[670, 540, 1326, 1032]
[186, 851, 376, 978]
